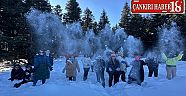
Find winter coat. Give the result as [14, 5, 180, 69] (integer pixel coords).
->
[24, 66, 33, 81]
[162, 53, 183, 67]
[46, 55, 53, 66]
[129, 60, 146, 83]
[94, 58, 105, 72]
[82, 57, 91, 68]
[63, 59, 80, 77]
[117, 56, 129, 72]
[33, 54, 52, 80]
[10, 65, 25, 80]
[106, 58, 120, 73]
[145, 58, 159, 69]
[91, 60, 96, 66]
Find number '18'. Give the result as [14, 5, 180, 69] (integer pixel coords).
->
[170, 1, 182, 12]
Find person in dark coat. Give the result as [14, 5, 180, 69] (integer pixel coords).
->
[145, 57, 159, 77]
[106, 52, 120, 87]
[32, 50, 53, 86]
[45, 50, 54, 66]
[128, 55, 146, 85]
[45, 50, 53, 79]
[14, 65, 33, 88]
[8, 64, 24, 81]
[94, 56, 106, 88]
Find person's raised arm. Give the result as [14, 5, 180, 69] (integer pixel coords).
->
[162, 53, 167, 61]
[175, 51, 184, 61]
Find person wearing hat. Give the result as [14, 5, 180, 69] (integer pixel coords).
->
[63, 56, 80, 81]
[106, 52, 120, 87]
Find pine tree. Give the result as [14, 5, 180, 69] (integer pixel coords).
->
[25, 0, 52, 12]
[151, 14, 173, 28]
[98, 9, 110, 31]
[112, 24, 119, 32]
[81, 7, 94, 31]
[119, 2, 131, 33]
[0, 0, 32, 63]
[128, 14, 151, 50]
[142, 16, 158, 49]
[53, 5, 63, 20]
[92, 21, 98, 35]
[63, 0, 81, 24]
[128, 14, 144, 37]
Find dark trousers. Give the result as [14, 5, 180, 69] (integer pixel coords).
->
[120, 71, 126, 82]
[14, 80, 33, 88]
[69, 76, 76, 81]
[148, 67, 158, 77]
[96, 70, 105, 87]
[33, 79, 46, 86]
[108, 71, 120, 87]
[83, 68, 90, 81]
[69, 77, 73, 81]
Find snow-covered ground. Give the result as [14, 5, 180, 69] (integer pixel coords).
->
[0, 58, 186, 96]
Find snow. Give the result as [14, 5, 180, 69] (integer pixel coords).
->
[0, 58, 186, 96]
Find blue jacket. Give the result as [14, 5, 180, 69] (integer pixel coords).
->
[33, 55, 52, 80]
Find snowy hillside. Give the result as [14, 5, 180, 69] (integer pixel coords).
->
[0, 58, 186, 96]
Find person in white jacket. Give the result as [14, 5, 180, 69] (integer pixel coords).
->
[82, 55, 91, 81]
[90, 59, 96, 72]
[117, 52, 129, 82]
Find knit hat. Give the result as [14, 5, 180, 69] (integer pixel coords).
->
[111, 53, 116, 57]
[67, 60, 72, 64]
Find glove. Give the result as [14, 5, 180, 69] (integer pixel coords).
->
[116, 68, 120, 71]
[8, 78, 14, 81]
[25, 72, 29, 75]
[121, 61, 126, 64]
[62, 70, 65, 73]
[109, 68, 112, 71]
[49, 67, 53, 71]
[180, 51, 183, 54]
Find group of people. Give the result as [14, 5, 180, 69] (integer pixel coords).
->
[62, 51, 183, 88]
[9, 50, 53, 88]
[8, 49, 183, 88]
[61, 52, 129, 88]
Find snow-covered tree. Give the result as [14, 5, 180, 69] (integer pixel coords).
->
[53, 5, 63, 20]
[63, 0, 82, 24]
[81, 7, 94, 32]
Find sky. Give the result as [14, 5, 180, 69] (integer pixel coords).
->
[49, 0, 130, 27]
